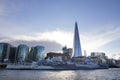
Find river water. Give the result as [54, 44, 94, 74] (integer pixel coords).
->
[0, 68, 120, 80]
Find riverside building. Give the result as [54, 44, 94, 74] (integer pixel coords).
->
[15, 44, 29, 63]
[62, 46, 73, 58]
[0, 43, 11, 62]
[26, 46, 45, 62]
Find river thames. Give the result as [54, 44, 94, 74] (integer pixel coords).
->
[0, 68, 120, 80]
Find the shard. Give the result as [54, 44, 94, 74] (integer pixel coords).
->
[73, 22, 82, 57]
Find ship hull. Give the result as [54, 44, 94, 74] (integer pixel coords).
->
[6, 64, 108, 70]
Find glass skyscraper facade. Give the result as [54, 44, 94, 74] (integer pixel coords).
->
[26, 46, 45, 62]
[35, 46, 45, 61]
[0, 43, 11, 62]
[16, 44, 29, 62]
[73, 22, 82, 57]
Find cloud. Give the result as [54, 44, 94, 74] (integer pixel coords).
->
[113, 53, 120, 60]
[0, 26, 120, 47]
[8, 40, 62, 53]
[10, 30, 74, 48]
[0, 30, 72, 53]
[81, 25, 120, 51]
[108, 53, 120, 60]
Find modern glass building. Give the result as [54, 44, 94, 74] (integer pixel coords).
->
[73, 22, 82, 57]
[0, 43, 11, 62]
[26, 47, 35, 62]
[26, 46, 45, 62]
[16, 44, 29, 63]
[35, 46, 45, 61]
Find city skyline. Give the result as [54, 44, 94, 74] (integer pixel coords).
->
[0, 0, 120, 59]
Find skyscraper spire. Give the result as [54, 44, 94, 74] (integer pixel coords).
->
[73, 22, 82, 57]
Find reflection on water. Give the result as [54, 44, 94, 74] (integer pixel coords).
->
[0, 68, 120, 80]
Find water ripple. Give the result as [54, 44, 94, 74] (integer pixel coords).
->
[0, 68, 120, 80]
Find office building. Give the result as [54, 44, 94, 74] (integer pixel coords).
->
[16, 44, 29, 63]
[0, 43, 11, 62]
[73, 22, 82, 57]
[91, 52, 106, 58]
[26, 46, 45, 62]
[62, 46, 73, 57]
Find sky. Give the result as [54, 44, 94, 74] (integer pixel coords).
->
[0, 0, 120, 59]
